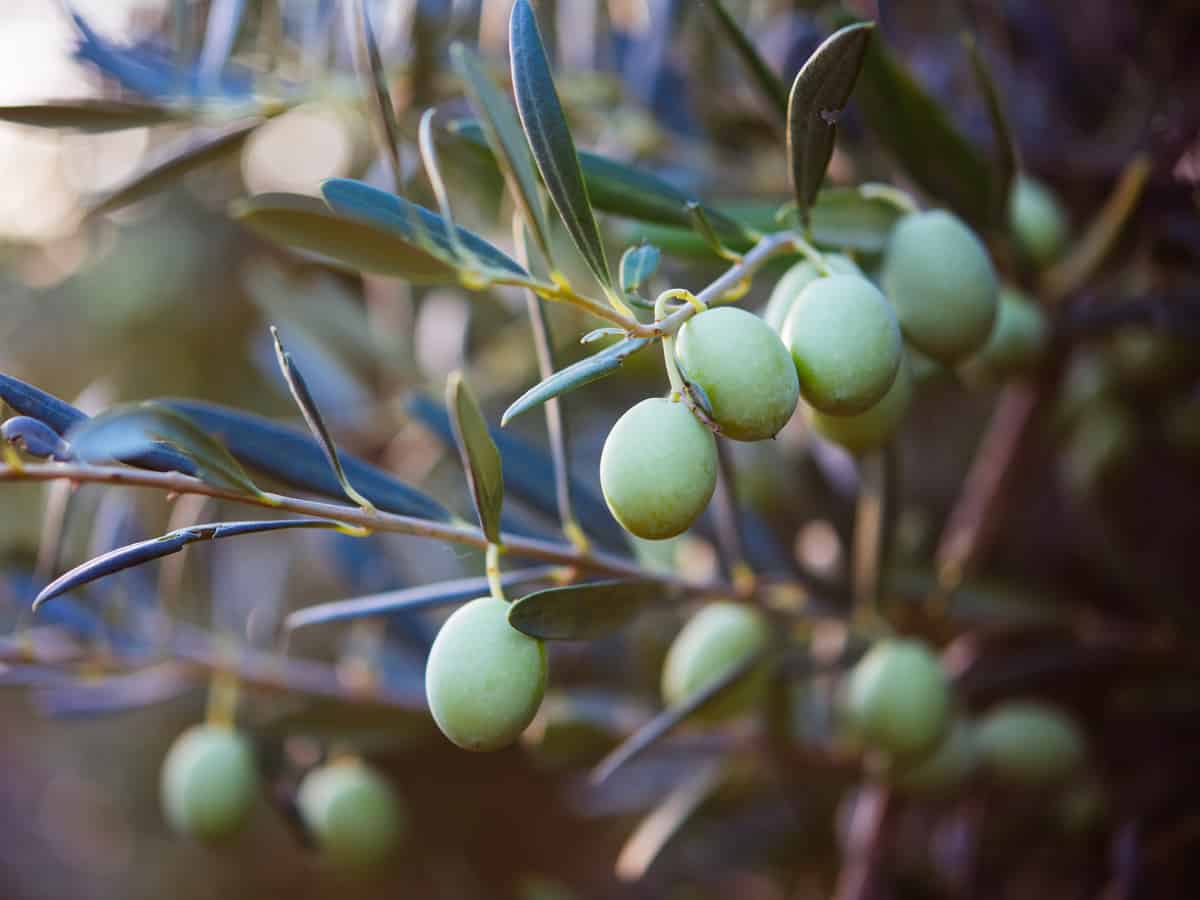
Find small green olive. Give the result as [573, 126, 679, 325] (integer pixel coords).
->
[780, 274, 903, 415]
[425, 596, 547, 752]
[881, 210, 998, 364]
[843, 639, 950, 757]
[661, 602, 769, 719]
[1009, 174, 1069, 267]
[297, 759, 406, 869]
[886, 719, 977, 795]
[808, 351, 913, 454]
[974, 701, 1086, 784]
[600, 397, 717, 540]
[762, 254, 863, 333]
[967, 286, 1049, 378]
[676, 307, 800, 441]
[160, 724, 258, 843]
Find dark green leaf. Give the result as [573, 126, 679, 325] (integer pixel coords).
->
[698, 0, 788, 119]
[445, 371, 504, 542]
[508, 579, 665, 641]
[685, 202, 737, 259]
[509, 0, 612, 289]
[619, 244, 661, 295]
[786, 22, 873, 225]
[0, 99, 180, 132]
[353, 0, 403, 187]
[502, 337, 652, 426]
[91, 118, 260, 215]
[965, 34, 1019, 228]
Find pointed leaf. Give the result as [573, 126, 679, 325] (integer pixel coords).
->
[808, 185, 907, 252]
[965, 35, 1019, 228]
[619, 244, 661, 295]
[509, 0, 612, 289]
[352, 0, 403, 186]
[508, 579, 665, 641]
[503, 337, 652, 426]
[0, 99, 181, 132]
[786, 22, 873, 225]
[445, 371, 504, 542]
[699, 0, 788, 119]
[2, 416, 72, 460]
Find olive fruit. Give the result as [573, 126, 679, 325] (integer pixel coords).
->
[160, 724, 258, 842]
[425, 596, 547, 752]
[780, 274, 903, 415]
[887, 719, 977, 795]
[676, 307, 800, 441]
[1009, 174, 1069, 267]
[974, 701, 1086, 784]
[843, 639, 950, 757]
[808, 352, 913, 454]
[881, 210, 998, 364]
[297, 759, 406, 869]
[968, 286, 1048, 378]
[661, 602, 769, 718]
[762, 254, 863, 333]
[600, 397, 717, 540]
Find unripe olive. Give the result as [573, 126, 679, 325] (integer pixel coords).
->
[881, 211, 998, 364]
[974, 701, 1086, 784]
[160, 724, 258, 842]
[425, 596, 547, 752]
[762, 254, 863, 333]
[808, 351, 913, 454]
[967, 286, 1048, 378]
[781, 274, 903, 415]
[600, 397, 717, 540]
[661, 602, 769, 719]
[843, 639, 950, 757]
[887, 719, 977, 795]
[676, 307, 800, 441]
[297, 759, 406, 869]
[1009, 174, 1069, 267]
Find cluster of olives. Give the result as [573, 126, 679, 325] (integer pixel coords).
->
[160, 724, 405, 868]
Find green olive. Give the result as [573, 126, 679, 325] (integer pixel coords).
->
[1009, 174, 1069, 267]
[676, 307, 800, 441]
[808, 351, 913, 454]
[425, 596, 547, 752]
[297, 759, 406, 868]
[600, 397, 717, 540]
[762, 254, 863, 333]
[974, 701, 1086, 784]
[160, 724, 258, 843]
[661, 602, 769, 719]
[881, 210, 998, 364]
[843, 639, 950, 757]
[780, 274, 903, 415]
[886, 719, 977, 795]
[967, 286, 1048, 378]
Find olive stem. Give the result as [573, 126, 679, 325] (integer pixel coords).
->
[655, 290, 687, 398]
[204, 660, 241, 728]
[485, 543, 506, 602]
[851, 449, 896, 628]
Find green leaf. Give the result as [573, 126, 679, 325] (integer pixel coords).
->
[502, 336, 652, 426]
[699, 0, 788, 120]
[66, 401, 261, 496]
[619, 244, 661, 295]
[0, 99, 181, 132]
[446, 371, 504, 543]
[808, 185, 908, 252]
[353, 0, 404, 187]
[786, 22, 873, 225]
[90, 118, 260, 215]
[509, 0, 612, 290]
[508, 579, 665, 641]
[964, 34, 1019, 228]
[451, 42, 554, 266]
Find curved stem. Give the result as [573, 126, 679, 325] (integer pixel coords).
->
[485, 543, 506, 602]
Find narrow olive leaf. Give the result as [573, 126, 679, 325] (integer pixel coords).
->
[416, 108, 471, 264]
[509, 0, 612, 290]
[90, 118, 261, 215]
[34, 519, 342, 610]
[451, 42, 554, 265]
[35, 663, 197, 719]
[686, 202, 738, 260]
[619, 244, 661, 295]
[698, 0, 788, 120]
[2, 416, 72, 460]
[285, 567, 557, 630]
[66, 401, 260, 496]
[502, 337, 652, 426]
[786, 22, 874, 225]
[271, 327, 373, 510]
[352, 0, 403, 188]
[808, 185, 906, 252]
[445, 371, 504, 542]
[0, 99, 180, 132]
[197, 0, 247, 94]
[581, 327, 626, 343]
[964, 34, 1019, 228]
[508, 579, 665, 641]
[163, 399, 451, 521]
[590, 648, 768, 785]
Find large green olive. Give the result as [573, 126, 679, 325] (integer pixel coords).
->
[762, 254, 863, 333]
[297, 759, 406, 869]
[1009, 174, 1069, 267]
[661, 602, 769, 719]
[886, 718, 977, 795]
[160, 724, 258, 843]
[808, 351, 913, 454]
[881, 210, 998, 364]
[966, 286, 1048, 378]
[780, 274, 903, 415]
[843, 639, 950, 757]
[425, 596, 547, 752]
[600, 397, 717, 540]
[974, 701, 1086, 784]
[676, 307, 799, 441]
